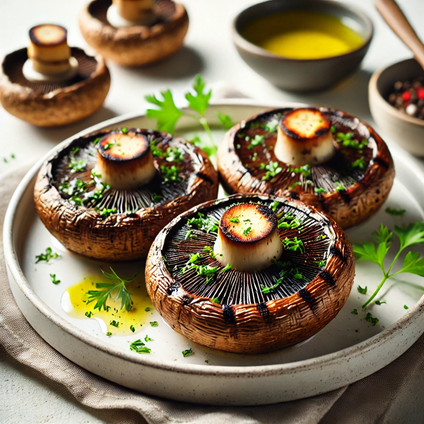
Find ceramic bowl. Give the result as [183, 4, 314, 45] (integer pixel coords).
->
[232, 0, 373, 92]
[369, 58, 424, 157]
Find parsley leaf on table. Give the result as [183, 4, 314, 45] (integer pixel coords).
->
[145, 90, 182, 133]
[353, 222, 424, 309]
[85, 267, 135, 312]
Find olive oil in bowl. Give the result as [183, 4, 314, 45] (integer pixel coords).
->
[242, 11, 363, 60]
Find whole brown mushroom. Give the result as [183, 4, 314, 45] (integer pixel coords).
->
[34, 128, 218, 261]
[79, 0, 189, 66]
[218, 107, 395, 229]
[145, 194, 355, 354]
[0, 24, 110, 127]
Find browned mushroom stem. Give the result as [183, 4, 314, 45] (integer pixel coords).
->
[108, 0, 157, 27]
[214, 203, 283, 272]
[79, 0, 189, 66]
[95, 130, 156, 189]
[145, 194, 355, 354]
[275, 108, 335, 166]
[34, 128, 218, 261]
[217, 106, 395, 229]
[24, 24, 78, 80]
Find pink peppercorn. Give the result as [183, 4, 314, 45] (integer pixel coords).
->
[402, 91, 411, 102]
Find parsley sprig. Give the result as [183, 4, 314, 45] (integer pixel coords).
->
[146, 75, 233, 158]
[85, 267, 135, 312]
[353, 223, 424, 309]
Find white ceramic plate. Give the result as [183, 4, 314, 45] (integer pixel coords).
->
[4, 101, 424, 405]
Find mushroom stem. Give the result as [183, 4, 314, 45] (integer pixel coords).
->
[95, 130, 156, 190]
[24, 24, 78, 81]
[214, 203, 283, 272]
[108, 0, 157, 27]
[274, 108, 335, 166]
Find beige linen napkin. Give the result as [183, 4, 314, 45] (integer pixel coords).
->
[1, 164, 424, 424]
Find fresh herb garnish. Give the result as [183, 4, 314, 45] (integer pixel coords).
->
[106, 331, 112, 336]
[353, 222, 424, 309]
[145, 307, 151, 312]
[351, 157, 366, 170]
[130, 325, 135, 333]
[229, 217, 240, 223]
[247, 134, 264, 149]
[69, 158, 87, 172]
[404, 305, 409, 310]
[50, 274, 61, 285]
[150, 321, 159, 327]
[221, 264, 232, 273]
[385, 207, 406, 216]
[293, 164, 311, 179]
[182, 348, 194, 357]
[282, 237, 304, 253]
[35, 247, 59, 264]
[85, 311, 93, 318]
[110, 320, 119, 328]
[314, 187, 327, 195]
[365, 312, 379, 326]
[357, 285, 367, 295]
[260, 161, 283, 182]
[100, 207, 116, 217]
[151, 192, 164, 203]
[85, 267, 135, 312]
[211, 297, 220, 304]
[130, 339, 151, 354]
[185, 230, 197, 240]
[335, 132, 367, 149]
[160, 165, 181, 182]
[217, 112, 234, 130]
[335, 182, 346, 191]
[351, 309, 358, 315]
[375, 300, 386, 305]
[146, 75, 231, 157]
[243, 226, 252, 236]
[187, 212, 219, 234]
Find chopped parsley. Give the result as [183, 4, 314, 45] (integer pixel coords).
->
[404, 305, 409, 310]
[282, 237, 304, 253]
[151, 192, 164, 203]
[130, 325, 135, 333]
[385, 207, 406, 216]
[365, 312, 379, 326]
[314, 187, 327, 195]
[351, 309, 358, 315]
[185, 230, 197, 240]
[160, 165, 181, 182]
[110, 320, 119, 328]
[182, 348, 194, 357]
[351, 158, 366, 170]
[229, 217, 240, 223]
[130, 339, 151, 354]
[357, 285, 367, 295]
[100, 207, 116, 217]
[243, 226, 252, 236]
[150, 321, 159, 327]
[247, 134, 264, 149]
[375, 300, 386, 305]
[145, 307, 151, 312]
[35, 247, 59, 264]
[335, 182, 346, 191]
[293, 164, 311, 179]
[221, 264, 232, 273]
[211, 297, 220, 304]
[50, 274, 61, 285]
[69, 159, 87, 172]
[187, 212, 219, 233]
[260, 161, 283, 182]
[85, 311, 93, 318]
[106, 331, 112, 337]
[335, 132, 367, 149]
[144, 335, 154, 342]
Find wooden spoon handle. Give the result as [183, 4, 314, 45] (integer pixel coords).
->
[376, 0, 424, 69]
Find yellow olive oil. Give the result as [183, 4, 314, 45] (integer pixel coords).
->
[242, 11, 363, 59]
[61, 275, 153, 336]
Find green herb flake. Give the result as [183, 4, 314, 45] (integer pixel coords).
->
[130, 339, 151, 354]
[221, 264, 232, 273]
[110, 320, 119, 328]
[243, 226, 252, 236]
[351, 309, 358, 315]
[100, 207, 116, 217]
[35, 247, 59, 264]
[130, 325, 135, 333]
[182, 348, 194, 357]
[144, 335, 154, 342]
[404, 305, 409, 310]
[151, 192, 164, 203]
[121, 128, 128, 134]
[150, 321, 159, 327]
[50, 274, 61, 285]
[247, 134, 264, 149]
[375, 300, 386, 305]
[385, 207, 406, 216]
[145, 307, 151, 312]
[211, 297, 220, 304]
[229, 217, 240, 223]
[93, 138, 100, 146]
[85, 311, 93, 318]
[357, 285, 367, 295]
[365, 312, 379, 326]
[160, 165, 181, 182]
[261, 161, 283, 182]
[106, 331, 112, 337]
[314, 187, 327, 195]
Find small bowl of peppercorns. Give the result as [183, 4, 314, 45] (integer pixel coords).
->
[369, 58, 424, 156]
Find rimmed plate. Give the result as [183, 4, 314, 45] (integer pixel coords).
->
[4, 100, 424, 405]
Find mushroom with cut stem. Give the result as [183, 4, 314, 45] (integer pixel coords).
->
[217, 106, 395, 229]
[79, 0, 189, 66]
[145, 194, 355, 354]
[0, 24, 110, 127]
[34, 128, 218, 261]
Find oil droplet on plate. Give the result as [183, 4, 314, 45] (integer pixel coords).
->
[61, 274, 153, 336]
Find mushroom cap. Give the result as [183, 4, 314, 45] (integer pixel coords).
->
[79, 0, 189, 66]
[0, 47, 110, 127]
[145, 194, 355, 354]
[218, 107, 395, 229]
[34, 128, 218, 261]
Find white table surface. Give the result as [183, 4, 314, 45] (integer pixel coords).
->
[1, 0, 424, 422]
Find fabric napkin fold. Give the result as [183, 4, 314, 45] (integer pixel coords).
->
[1, 163, 423, 423]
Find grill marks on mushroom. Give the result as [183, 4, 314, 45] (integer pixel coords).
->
[146, 194, 354, 353]
[218, 107, 395, 229]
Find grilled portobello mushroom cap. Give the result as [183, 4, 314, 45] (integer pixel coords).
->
[145, 194, 354, 354]
[218, 107, 395, 229]
[34, 128, 218, 261]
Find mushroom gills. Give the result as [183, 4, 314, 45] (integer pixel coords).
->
[274, 108, 335, 166]
[95, 130, 156, 190]
[107, 0, 158, 27]
[214, 203, 283, 272]
[24, 24, 78, 82]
